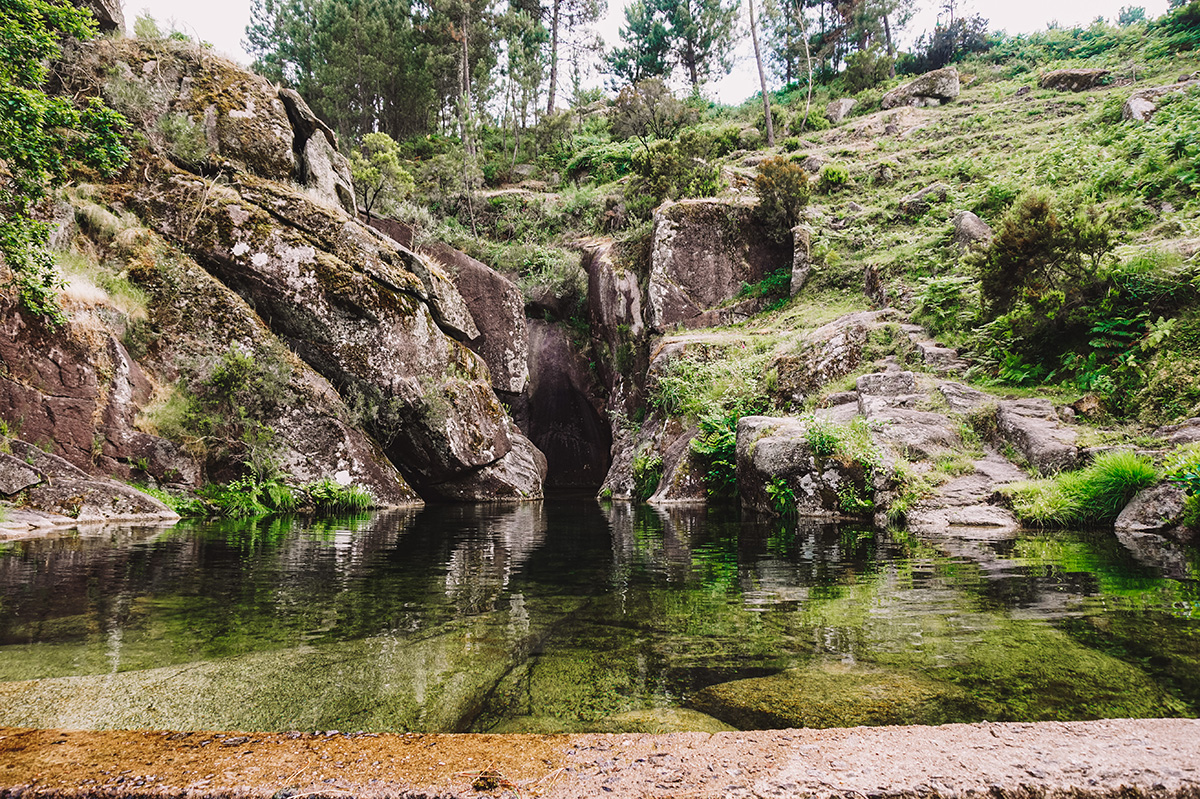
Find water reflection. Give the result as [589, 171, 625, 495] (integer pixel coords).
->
[0, 501, 1196, 733]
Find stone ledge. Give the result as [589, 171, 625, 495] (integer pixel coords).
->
[1, 718, 1198, 798]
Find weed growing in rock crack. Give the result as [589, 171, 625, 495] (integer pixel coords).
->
[632, 449, 664, 501]
[690, 412, 739, 499]
[1164, 444, 1200, 530]
[766, 476, 798, 516]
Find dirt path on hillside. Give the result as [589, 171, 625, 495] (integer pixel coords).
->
[2, 719, 1199, 798]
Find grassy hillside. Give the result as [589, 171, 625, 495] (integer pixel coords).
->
[391, 10, 1200, 430]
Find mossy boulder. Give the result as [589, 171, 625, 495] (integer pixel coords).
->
[691, 662, 970, 729]
[736, 416, 873, 518]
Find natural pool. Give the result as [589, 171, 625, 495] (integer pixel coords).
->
[0, 498, 1198, 734]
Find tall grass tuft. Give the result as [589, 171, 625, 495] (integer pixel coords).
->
[1003, 450, 1158, 527]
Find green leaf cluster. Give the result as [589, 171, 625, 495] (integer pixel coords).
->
[0, 0, 129, 323]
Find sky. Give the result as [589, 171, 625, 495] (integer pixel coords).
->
[128, 0, 1173, 105]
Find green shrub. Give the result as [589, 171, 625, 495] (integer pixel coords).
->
[754, 156, 810, 241]
[305, 478, 373, 513]
[781, 136, 802, 152]
[818, 163, 850, 193]
[1002, 450, 1158, 526]
[766, 476, 798, 516]
[690, 413, 739, 499]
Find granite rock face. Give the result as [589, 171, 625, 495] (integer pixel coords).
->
[30, 34, 546, 505]
[647, 200, 790, 333]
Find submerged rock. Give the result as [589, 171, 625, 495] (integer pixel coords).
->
[692, 662, 969, 729]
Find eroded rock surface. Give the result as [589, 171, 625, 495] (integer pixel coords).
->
[1041, 68, 1111, 92]
[881, 67, 960, 109]
[997, 398, 1080, 475]
[647, 200, 790, 333]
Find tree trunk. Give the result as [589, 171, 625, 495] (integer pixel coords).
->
[547, 0, 561, 114]
[749, 0, 774, 147]
[883, 11, 896, 77]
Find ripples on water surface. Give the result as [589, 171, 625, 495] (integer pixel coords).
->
[0, 499, 1197, 733]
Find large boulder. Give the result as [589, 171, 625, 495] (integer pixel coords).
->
[0, 294, 198, 489]
[736, 416, 872, 518]
[45, 28, 542, 504]
[1123, 80, 1200, 122]
[129, 163, 537, 500]
[952, 210, 993, 250]
[899, 183, 950, 216]
[769, 310, 898, 408]
[647, 199, 790, 333]
[70, 213, 419, 504]
[65, 38, 295, 179]
[1040, 68, 1110, 92]
[1114, 483, 1194, 545]
[825, 98, 856, 123]
[422, 242, 529, 396]
[2, 440, 177, 527]
[70, 0, 124, 32]
[881, 67, 960, 109]
[996, 398, 1080, 475]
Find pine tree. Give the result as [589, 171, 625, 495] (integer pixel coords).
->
[607, 0, 672, 85]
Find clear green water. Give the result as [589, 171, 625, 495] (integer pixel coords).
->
[0, 499, 1198, 734]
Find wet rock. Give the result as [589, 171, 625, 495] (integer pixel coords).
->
[598, 708, 735, 734]
[899, 183, 950, 216]
[0, 605, 556, 732]
[881, 67, 960, 109]
[1115, 483, 1193, 544]
[997, 398, 1080, 475]
[692, 663, 969, 729]
[1040, 68, 1111, 92]
[825, 98, 856, 123]
[952, 210, 993, 251]
[647, 200, 789, 333]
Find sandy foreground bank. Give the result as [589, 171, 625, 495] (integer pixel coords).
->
[1, 719, 1198, 798]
